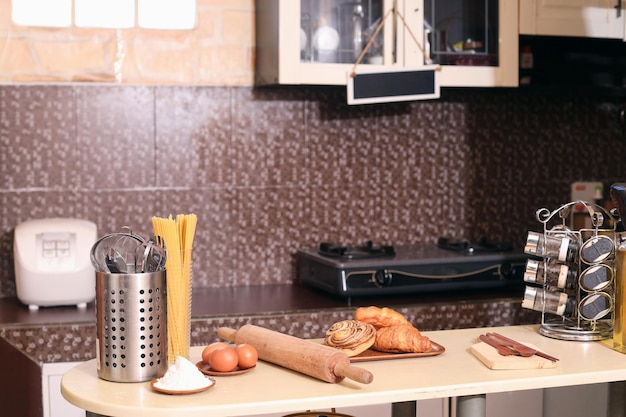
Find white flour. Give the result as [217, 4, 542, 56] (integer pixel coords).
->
[154, 356, 212, 390]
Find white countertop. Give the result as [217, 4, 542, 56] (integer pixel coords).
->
[61, 324, 626, 417]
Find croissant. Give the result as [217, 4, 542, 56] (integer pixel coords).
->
[355, 306, 410, 329]
[372, 324, 432, 353]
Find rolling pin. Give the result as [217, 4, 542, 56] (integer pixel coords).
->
[217, 324, 373, 384]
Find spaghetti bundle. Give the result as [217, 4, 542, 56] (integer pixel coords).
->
[152, 214, 197, 364]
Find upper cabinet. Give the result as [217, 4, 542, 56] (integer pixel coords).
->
[255, 0, 518, 87]
[520, 0, 625, 40]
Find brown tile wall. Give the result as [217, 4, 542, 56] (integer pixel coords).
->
[0, 299, 540, 363]
[1, 85, 625, 298]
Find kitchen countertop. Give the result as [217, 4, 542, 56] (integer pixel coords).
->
[0, 284, 540, 417]
[61, 324, 626, 417]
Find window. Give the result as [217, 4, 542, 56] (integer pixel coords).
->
[11, 0, 196, 29]
[75, 0, 135, 29]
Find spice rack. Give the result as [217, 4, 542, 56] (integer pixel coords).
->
[522, 200, 617, 341]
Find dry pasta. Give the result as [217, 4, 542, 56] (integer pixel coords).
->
[152, 214, 197, 364]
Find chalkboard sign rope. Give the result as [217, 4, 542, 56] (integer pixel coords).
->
[350, 8, 441, 78]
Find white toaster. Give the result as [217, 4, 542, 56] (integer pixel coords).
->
[14, 218, 98, 310]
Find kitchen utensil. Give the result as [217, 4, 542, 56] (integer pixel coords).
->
[217, 325, 373, 384]
[470, 341, 558, 370]
[91, 230, 166, 274]
[487, 333, 559, 361]
[478, 334, 517, 356]
[91, 231, 146, 273]
[96, 269, 168, 382]
[105, 248, 121, 273]
[134, 238, 167, 273]
[484, 333, 534, 357]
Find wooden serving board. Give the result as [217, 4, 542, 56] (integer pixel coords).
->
[470, 341, 557, 370]
[349, 341, 445, 362]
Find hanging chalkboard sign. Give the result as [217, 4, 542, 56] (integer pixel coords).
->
[346, 66, 440, 105]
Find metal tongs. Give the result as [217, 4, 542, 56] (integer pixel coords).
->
[479, 332, 559, 362]
[90, 228, 167, 274]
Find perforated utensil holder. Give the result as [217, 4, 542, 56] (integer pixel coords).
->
[96, 270, 167, 382]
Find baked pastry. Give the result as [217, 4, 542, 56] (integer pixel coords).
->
[324, 320, 376, 357]
[354, 306, 410, 329]
[372, 324, 432, 353]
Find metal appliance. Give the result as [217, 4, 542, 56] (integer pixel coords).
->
[297, 240, 527, 298]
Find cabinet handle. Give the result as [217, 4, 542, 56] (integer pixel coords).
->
[616, 0, 622, 18]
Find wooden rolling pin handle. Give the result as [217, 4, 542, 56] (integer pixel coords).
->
[334, 361, 373, 384]
[217, 327, 237, 342]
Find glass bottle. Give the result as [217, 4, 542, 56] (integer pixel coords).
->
[610, 183, 626, 352]
[614, 245, 626, 352]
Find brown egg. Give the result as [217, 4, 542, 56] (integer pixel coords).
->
[235, 344, 258, 369]
[201, 342, 230, 364]
[208, 347, 239, 372]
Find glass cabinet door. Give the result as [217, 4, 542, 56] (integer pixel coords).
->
[255, 0, 398, 85]
[422, 0, 518, 86]
[424, 0, 499, 67]
[255, 0, 517, 87]
[300, 0, 385, 65]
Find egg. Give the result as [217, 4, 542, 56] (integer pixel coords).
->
[235, 344, 258, 369]
[201, 342, 230, 364]
[208, 347, 239, 372]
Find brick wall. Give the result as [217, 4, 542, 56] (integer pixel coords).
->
[0, 0, 255, 85]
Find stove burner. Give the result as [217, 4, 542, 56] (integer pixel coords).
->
[318, 241, 395, 259]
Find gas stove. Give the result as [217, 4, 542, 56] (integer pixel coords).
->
[297, 240, 528, 298]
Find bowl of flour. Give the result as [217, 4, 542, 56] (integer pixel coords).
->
[151, 356, 216, 394]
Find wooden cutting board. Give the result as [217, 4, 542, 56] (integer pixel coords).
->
[470, 341, 558, 370]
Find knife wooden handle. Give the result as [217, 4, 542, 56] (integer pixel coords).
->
[217, 325, 373, 384]
[479, 334, 516, 356]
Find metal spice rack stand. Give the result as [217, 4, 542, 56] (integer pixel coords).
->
[523, 200, 617, 341]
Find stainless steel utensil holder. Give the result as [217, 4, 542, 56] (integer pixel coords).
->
[523, 201, 617, 341]
[96, 270, 167, 382]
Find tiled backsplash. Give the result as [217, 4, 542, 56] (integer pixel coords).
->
[1, 300, 539, 363]
[1, 85, 625, 298]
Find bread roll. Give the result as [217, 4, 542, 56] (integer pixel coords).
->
[372, 324, 432, 353]
[355, 306, 410, 329]
[324, 320, 376, 357]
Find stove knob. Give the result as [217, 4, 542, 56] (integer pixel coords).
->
[374, 269, 393, 287]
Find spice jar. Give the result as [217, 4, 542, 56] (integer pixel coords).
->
[522, 286, 576, 317]
[524, 258, 577, 290]
[524, 231, 578, 263]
